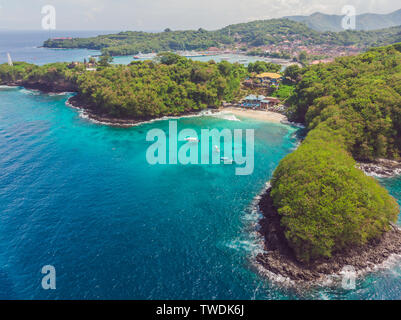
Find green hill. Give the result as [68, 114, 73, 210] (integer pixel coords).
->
[270, 43, 401, 262]
[43, 18, 401, 56]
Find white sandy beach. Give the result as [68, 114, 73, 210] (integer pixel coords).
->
[222, 107, 287, 123]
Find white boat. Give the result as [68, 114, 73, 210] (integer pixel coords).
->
[221, 157, 233, 164]
[133, 53, 157, 60]
[185, 137, 199, 142]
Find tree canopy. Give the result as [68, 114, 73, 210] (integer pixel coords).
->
[0, 54, 248, 119]
[271, 128, 399, 262]
[288, 44, 401, 160]
[270, 43, 401, 263]
[42, 19, 401, 56]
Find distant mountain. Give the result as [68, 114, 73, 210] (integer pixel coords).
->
[286, 8, 401, 32]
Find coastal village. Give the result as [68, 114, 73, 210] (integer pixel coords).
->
[223, 71, 288, 116]
[65, 55, 290, 117]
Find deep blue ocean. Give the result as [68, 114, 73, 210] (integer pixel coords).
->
[0, 31, 400, 299]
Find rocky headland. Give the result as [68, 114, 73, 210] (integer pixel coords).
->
[256, 187, 401, 283]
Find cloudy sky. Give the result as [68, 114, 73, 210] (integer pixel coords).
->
[0, 0, 400, 31]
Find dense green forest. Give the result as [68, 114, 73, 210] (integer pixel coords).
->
[287, 43, 401, 160]
[271, 129, 399, 263]
[271, 43, 401, 263]
[0, 53, 248, 119]
[43, 19, 401, 56]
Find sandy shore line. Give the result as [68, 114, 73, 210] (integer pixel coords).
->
[222, 107, 287, 123]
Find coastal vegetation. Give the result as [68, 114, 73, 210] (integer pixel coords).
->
[42, 19, 401, 56]
[271, 129, 399, 262]
[247, 61, 281, 74]
[0, 53, 248, 119]
[269, 43, 401, 263]
[288, 43, 401, 160]
[270, 83, 295, 101]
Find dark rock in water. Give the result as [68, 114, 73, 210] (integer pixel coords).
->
[256, 187, 401, 282]
[358, 159, 401, 177]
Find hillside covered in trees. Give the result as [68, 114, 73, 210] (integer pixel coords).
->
[269, 43, 401, 263]
[0, 53, 248, 119]
[287, 43, 401, 160]
[43, 19, 401, 56]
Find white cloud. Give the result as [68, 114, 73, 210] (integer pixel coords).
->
[1, 0, 400, 30]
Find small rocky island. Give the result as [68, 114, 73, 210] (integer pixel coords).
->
[256, 187, 401, 283]
[253, 43, 401, 285]
[254, 133, 401, 284]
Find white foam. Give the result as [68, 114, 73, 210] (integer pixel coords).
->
[0, 85, 20, 92]
[358, 164, 401, 178]
[67, 98, 304, 128]
[281, 120, 305, 128]
[19, 88, 40, 95]
[253, 260, 295, 286]
[48, 92, 73, 96]
[66, 99, 225, 127]
[225, 239, 265, 256]
[0, 85, 17, 89]
[212, 112, 241, 122]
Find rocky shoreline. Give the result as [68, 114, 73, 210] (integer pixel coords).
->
[3, 82, 219, 126]
[67, 95, 149, 127]
[67, 95, 219, 127]
[358, 158, 401, 178]
[256, 187, 401, 283]
[4, 79, 77, 93]
[3, 82, 294, 127]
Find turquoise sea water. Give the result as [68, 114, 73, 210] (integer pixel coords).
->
[1, 87, 400, 299]
[1, 31, 401, 299]
[0, 31, 104, 65]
